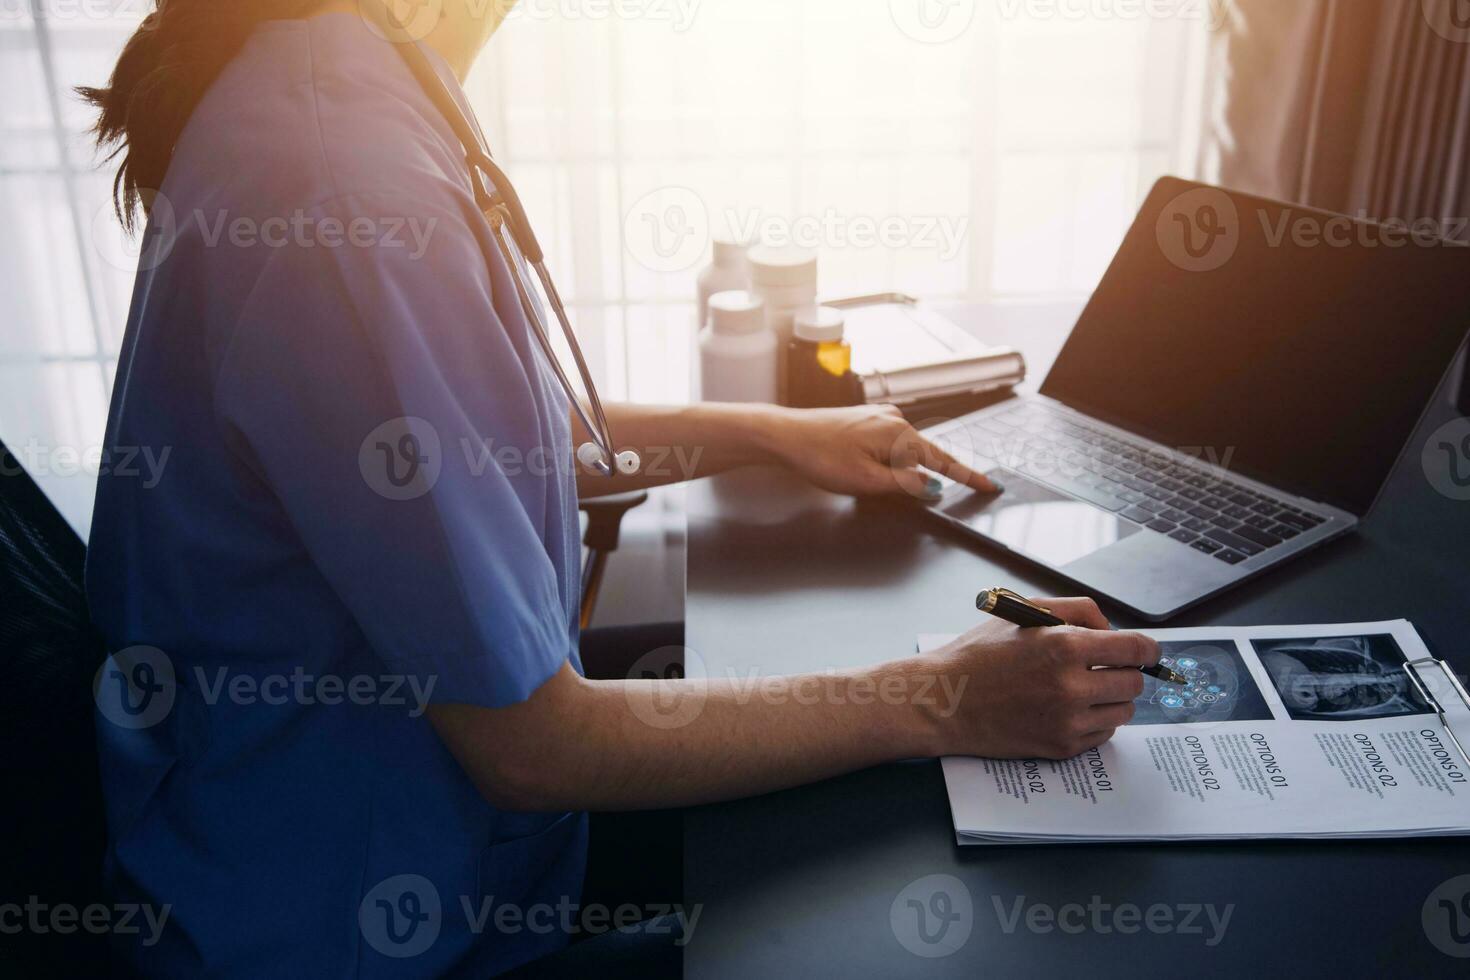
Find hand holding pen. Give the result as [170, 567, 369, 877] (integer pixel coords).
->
[921, 596, 1162, 759]
[977, 588, 1188, 685]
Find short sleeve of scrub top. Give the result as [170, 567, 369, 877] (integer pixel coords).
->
[214, 189, 582, 708]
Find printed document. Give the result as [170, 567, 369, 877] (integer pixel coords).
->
[922, 621, 1469, 844]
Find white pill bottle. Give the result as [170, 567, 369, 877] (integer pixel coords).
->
[698, 291, 778, 404]
[746, 245, 818, 404]
[696, 237, 752, 330]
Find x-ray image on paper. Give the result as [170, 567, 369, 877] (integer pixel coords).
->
[1252, 633, 1434, 721]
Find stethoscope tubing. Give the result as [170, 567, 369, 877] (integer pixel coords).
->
[382, 19, 634, 477]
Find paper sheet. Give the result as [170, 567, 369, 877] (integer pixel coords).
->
[922, 621, 1469, 844]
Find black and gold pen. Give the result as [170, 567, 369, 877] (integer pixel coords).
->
[976, 588, 1188, 685]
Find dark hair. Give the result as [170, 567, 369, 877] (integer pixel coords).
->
[79, 1, 317, 233]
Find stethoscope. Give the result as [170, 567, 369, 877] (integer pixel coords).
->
[382, 22, 639, 477]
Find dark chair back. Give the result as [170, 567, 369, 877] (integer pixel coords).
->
[0, 438, 109, 970]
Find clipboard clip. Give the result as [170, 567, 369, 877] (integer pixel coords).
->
[1403, 657, 1470, 768]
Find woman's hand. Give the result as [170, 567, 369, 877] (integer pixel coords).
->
[923, 597, 1160, 759]
[761, 404, 1000, 499]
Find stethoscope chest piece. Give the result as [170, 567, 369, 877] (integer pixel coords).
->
[576, 443, 642, 477]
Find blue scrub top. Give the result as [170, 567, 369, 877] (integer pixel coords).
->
[86, 14, 586, 977]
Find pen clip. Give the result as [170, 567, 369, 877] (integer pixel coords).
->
[991, 588, 1053, 617]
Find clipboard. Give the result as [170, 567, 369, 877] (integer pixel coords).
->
[1404, 657, 1470, 767]
[820, 293, 1026, 408]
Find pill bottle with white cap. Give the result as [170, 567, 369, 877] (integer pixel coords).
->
[787, 305, 861, 409]
[699, 290, 778, 404]
[696, 236, 752, 330]
[747, 245, 818, 403]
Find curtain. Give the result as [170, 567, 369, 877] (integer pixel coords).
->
[1198, 0, 1470, 408]
[1201, 0, 1470, 222]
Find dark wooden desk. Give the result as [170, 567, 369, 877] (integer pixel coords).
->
[684, 308, 1470, 978]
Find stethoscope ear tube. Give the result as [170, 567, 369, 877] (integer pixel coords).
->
[380, 25, 638, 476]
[486, 210, 639, 478]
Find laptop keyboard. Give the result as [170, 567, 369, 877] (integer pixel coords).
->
[964, 404, 1327, 566]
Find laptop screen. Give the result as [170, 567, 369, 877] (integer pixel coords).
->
[1040, 177, 1470, 516]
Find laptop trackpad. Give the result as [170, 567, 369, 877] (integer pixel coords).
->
[940, 470, 1141, 567]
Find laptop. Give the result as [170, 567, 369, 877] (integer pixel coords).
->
[924, 177, 1470, 621]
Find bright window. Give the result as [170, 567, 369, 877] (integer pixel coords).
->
[0, 0, 1206, 533]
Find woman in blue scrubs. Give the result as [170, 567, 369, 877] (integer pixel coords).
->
[81, 2, 1159, 975]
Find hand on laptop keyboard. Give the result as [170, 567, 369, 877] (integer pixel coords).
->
[966, 404, 1325, 565]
